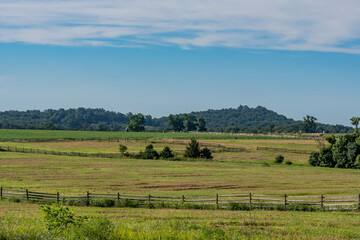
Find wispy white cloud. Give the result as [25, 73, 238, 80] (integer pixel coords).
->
[0, 0, 360, 53]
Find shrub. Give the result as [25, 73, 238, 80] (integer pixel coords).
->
[39, 204, 87, 231]
[184, 138, 213, 159]
[160, 146, 174, 159]
[119, 144, 129, 156]
[7, 197, 20, 203]
[274, 155, 284, 164]
[91, 199, 115, 207]
[141, 144, 159, 159]
[308, 152, 319, 166]
[285, 160, 292, 165]
[200, 147, 213, 159]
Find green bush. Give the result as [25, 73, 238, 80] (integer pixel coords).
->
[285, 160, 292, 165]
[39, 204, 87, 231]
[91, 199, 115, 207]
[159, 146, 174, 159]
[200, 147, 213, 159]
[274, 155, 284, 164]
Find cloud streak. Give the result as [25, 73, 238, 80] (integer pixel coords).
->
[0, 0, 360, 53]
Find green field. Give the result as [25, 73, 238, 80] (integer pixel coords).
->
[0, 130, 359, 239]
[1, 201, 360, 239]
[0, 129, 319, 140]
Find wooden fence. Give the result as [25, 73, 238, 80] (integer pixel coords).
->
[0, 145, 120, 158]
[1, 187, 359, 211]
[256, 146, 315, 154]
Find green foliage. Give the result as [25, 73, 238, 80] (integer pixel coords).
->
[184, 138, 201, 158]
[159, 146, 174, 159]
[300, 115, 318, 133]
[118, 144, 128, 156]
[274, 155, 284, 164]
[183, 139, 213, 159]
[200, 147, 213, 159]
[184, 114, 198, 131]
[309, 134, 360, 169]
[39, 204, 87, 231]
[91, 199, 115, 207]
[325, 134, 336, 145]
[137, 144, 159, 159]
[285, 160, 293, 165]
[197, 117, 207, 132]
[308, 152, 319, 166]
[350, 117, 360, 135]
[167, 114, 184, 132]
[126, 114, 145, 132]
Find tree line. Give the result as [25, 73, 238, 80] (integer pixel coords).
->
[0, 106, 354, 134]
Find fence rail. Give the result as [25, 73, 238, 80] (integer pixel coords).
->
[0, 145, 121, 159]
[0, 187, 359, 211]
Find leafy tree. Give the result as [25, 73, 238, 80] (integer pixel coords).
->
[159, 146, 174, 159]
[197, 117, 207, 132]
[126, 114, 145, 132]
[325, 134, 336, 145]
[350, 117, 360, 135]
[167, 114, 184, 132]
[300, 115, 317, 133]
[309, 134, 360, 169]
[141, 144, 159, 159]
[184, 138, 201, 158]
[184, 114, 197, 132]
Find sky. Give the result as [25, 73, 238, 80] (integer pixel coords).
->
[0, 0, 359, 126]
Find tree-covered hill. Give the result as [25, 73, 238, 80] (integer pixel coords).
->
[0, 106, 353, 133]
[151, 105, 353, 133]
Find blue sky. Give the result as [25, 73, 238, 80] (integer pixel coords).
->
[0, 0, 359, 126]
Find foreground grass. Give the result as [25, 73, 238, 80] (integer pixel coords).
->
[0, 201, 359, 239]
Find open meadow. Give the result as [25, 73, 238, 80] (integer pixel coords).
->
[0, 129, 360, 239]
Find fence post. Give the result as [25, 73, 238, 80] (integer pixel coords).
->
[284, 194, 287, 211]
[118, 192, 120, 202]
[0, 186, 2, 200]
[182, 195, 185, 203]
[357, 194, 360, 212]
[148, 194, 151, 204]
[57, 192, 60, 204]
[249, 193, 252, 210]
[216, 194, 219, 206]
[86, 191, 90, 206]
[320, 195, 324, 209]
[26, 189, 29, 201]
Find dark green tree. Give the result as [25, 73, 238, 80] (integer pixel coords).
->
[197, 117, 207, 132]
[350, 117, 360, 135]
[126, 114, 145, 132]
[167, 114, 184, 132]
[184, 114, 197, 132]
[119, 144, 128, 156]
[184, 138, 201, 158]
[300, 115, 317, 133]
[140, 144, 159, 159]
[268, 124, 275, 133]
[160, 146, 174, 159]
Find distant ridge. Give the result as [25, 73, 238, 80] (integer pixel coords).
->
[0, 106, 352, 133]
